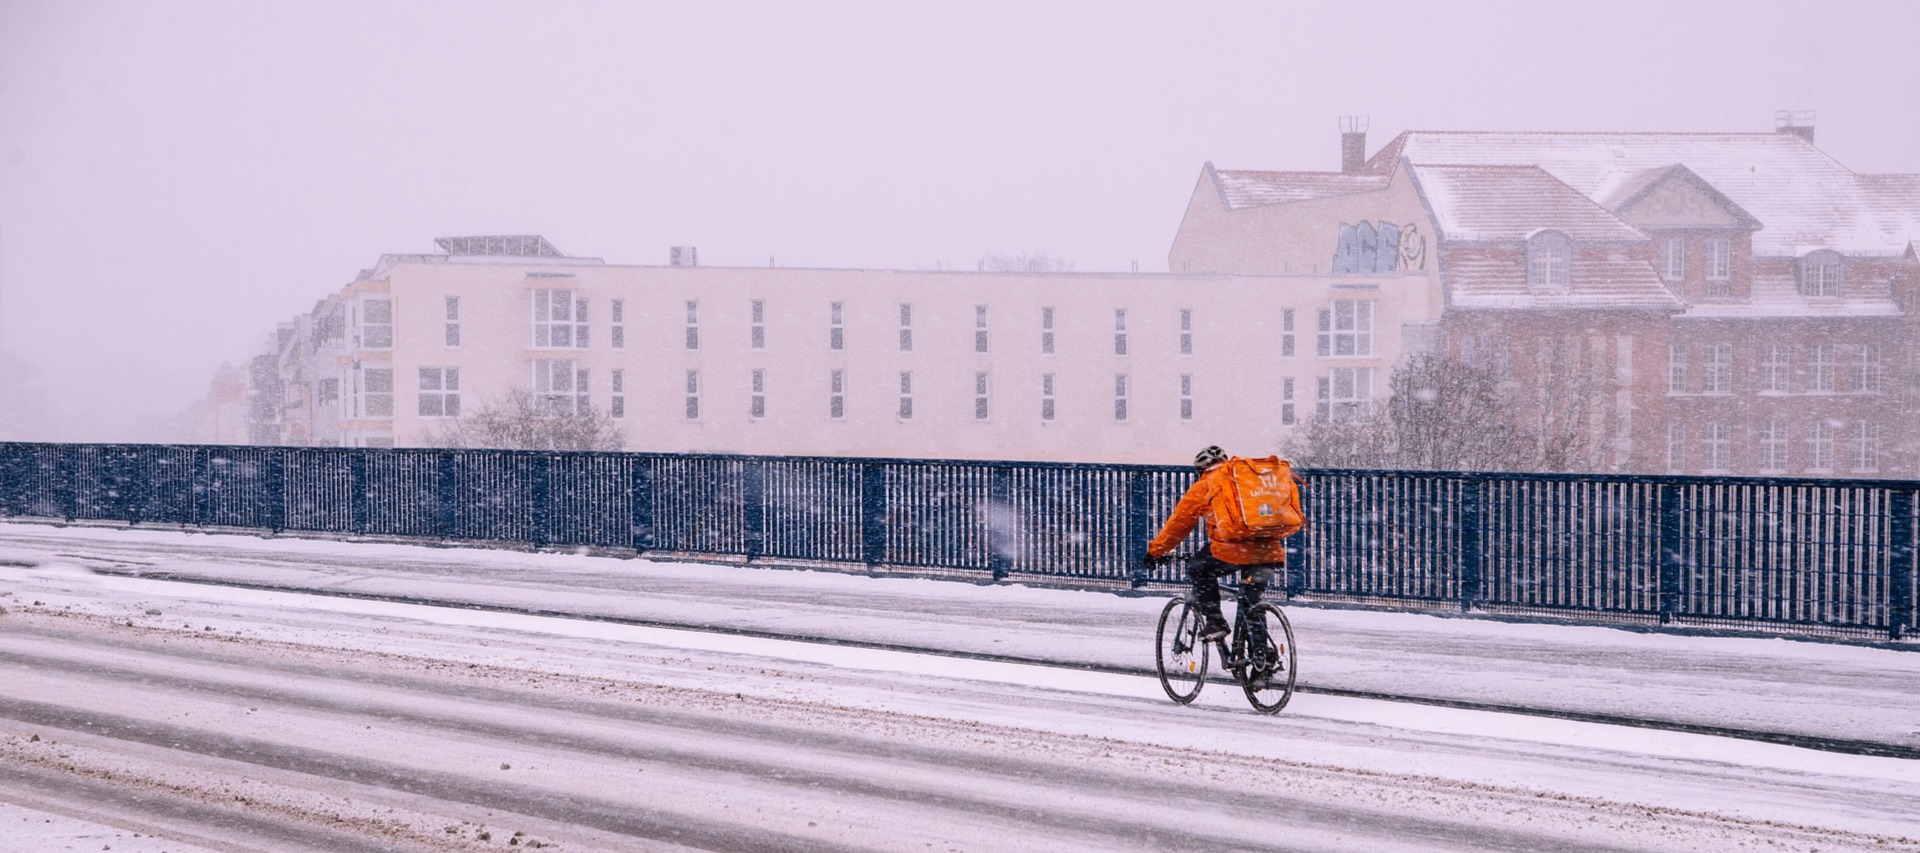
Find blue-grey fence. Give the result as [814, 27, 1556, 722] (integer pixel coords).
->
[0, 442, 1914, 641]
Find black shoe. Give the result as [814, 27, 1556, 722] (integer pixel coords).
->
[1197, 619, 1229, 643]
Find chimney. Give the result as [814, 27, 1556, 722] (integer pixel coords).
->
[670, 245, 698, 267]
[1775, 109, 1815, 144]
[1340, 115, 1370, 173]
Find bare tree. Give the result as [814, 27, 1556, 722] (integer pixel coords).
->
[1287, 351, 1613, 473]
[432, 389, 626, 451]
[977, 250, 1074, 273]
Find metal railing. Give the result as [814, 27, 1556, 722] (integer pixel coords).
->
[1, 443, 1913, 641]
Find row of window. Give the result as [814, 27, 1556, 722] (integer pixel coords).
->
[1669, 342, 1884, 395]
[1527, 232, 1842, 299]
[355, 293, 1376, 359]
[335, 362, 1378, 427]
[1667, 420, 1881, 474]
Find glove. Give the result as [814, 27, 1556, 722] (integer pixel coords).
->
[1142, 552, 1169, 569]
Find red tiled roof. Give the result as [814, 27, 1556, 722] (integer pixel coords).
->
[1375, 131, 1920, 255]
[1409, 164, 1646, 243]
[1443, 253, 1681, 311]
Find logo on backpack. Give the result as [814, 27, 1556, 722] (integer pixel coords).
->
[1209, 456, 1304, 542]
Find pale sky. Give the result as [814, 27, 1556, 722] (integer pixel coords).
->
[2, 0, 1916, 441]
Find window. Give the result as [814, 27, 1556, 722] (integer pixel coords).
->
[1760, 344, 1789, 393]
[1668, 344, 1688, 394]
[1316, 300, 1373, 357]
[1041, 373, 1055, 421]
[359, 367, 393, 417]
[358, 298, 393, 349]
[898, 303, 912, 352]
[444, 297, 461, 347]
[1811, 343, 1837, 392]
[1041, 307, 1055, 355]
[1179, 373, 1193, 420]
[1666, 421, 1686, 472]
[1663, 237, 1686, 282]
[750, 299, 766, 350]
[1316, 367, 1374, 424]
[532, 359, 588, 416]
[611, 369, 625, 419]
[1853, 421, 1880, 472]
[1114, 373, 1129, 421]
[1757, 420, 1788, 472]
[316, 378, 339, 409]
[1179, 309, 1193, 356]
[532, 289, 586, 348]
[975, 305, 989, 353]
[1113, 309, 1128, 356]
[1704, 344, 1733, 395]
[829, 369, 845, 419]
[829, 302, 844, 351]
[1701, 422, 1731, 472]
[1807, 420, 1835, 471]
[1854, 344, 1881, 393]
[684, 370, 700, 419]
[750, 369, 765, 420]
[611, 299, 625, 349]
[1706, 237, 1731, 289]
[1798, 250, 1843, 298]
[1281, 378, 1295, 425]
[418, 367, 460, 418]
[1280, 309, 1295, 358]
[974, 372, 990, 420]
[685, 300, 699, 350]
[898, 371, 913, 420]
[1526, 231, 1572, 291]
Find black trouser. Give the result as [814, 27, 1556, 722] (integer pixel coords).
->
[1185, 550, 1279, 649]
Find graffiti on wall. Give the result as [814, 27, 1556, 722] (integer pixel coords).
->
[1333, 221, 1426, 273]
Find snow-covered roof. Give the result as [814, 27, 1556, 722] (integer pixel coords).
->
[434, 235, 565, 257]
[1370, 131, 1920, 256]
[1210, 167, 1390, 209]
[1442, 252, 1681, 311]
[1410, 164, 1647, 243]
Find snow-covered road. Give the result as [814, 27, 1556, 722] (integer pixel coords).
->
[1, 522, 1917, 851]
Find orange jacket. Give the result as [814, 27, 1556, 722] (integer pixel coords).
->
[1147, 462, 1291, 565]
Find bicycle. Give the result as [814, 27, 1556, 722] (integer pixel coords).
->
[1153, 565, 1297, 714]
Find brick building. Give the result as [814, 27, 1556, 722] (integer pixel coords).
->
[1169, 118, 1920, 477]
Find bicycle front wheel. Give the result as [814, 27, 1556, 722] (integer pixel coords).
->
[1239, 602, 1297, 714]
[1155, 598, 1209, 704]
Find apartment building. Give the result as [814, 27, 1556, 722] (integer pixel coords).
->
[231, 118, 1919, 476]
[257, 236, 1433, 464]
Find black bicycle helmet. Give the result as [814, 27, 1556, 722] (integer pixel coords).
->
[1193, 445, 1228, 473]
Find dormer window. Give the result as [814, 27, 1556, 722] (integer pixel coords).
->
[1526, 231, 1572, 291]
[1798, 250, 1844, 298]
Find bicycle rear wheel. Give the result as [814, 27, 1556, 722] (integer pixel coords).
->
[1155, 598, 1208, 704]
[1239, 602, 1297, 714]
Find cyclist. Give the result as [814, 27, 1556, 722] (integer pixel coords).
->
[1144, 446, 1294, 662]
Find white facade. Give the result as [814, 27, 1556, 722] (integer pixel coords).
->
[307, 251, 1435, 464]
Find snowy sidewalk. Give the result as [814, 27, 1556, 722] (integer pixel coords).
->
[3, 521, 1917, 753]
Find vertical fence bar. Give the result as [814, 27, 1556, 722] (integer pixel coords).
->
[264, 448, 286, 533]
[1125, 469, 1151, 587]
[348, 450, 368, 535]
[631, 455, 654, 553]
[1658, 482, 1683, 624]
[529, 453, 551, 548]
[1890, 488, 1915, 641]
[988, 464, 1013, 581]
[436, 449, 457, 540]
[743, 457, 766, 560]
[1457, 476, 1483, 611]
[861, 462, 886, 568]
